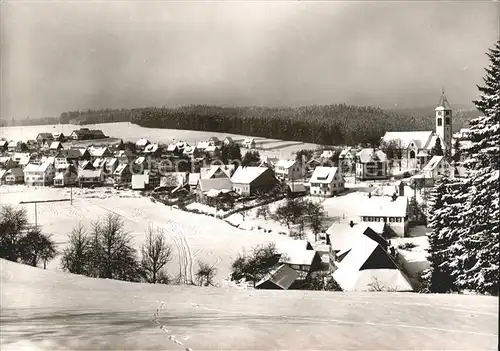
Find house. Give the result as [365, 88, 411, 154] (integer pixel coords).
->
[359, 195, 409, 237]
[332, 234, 413, 292]
[23, 162, 55, 186]
[208, 136, 221, 146]
[49, 141, 64, 153]
[54, 149, 81, 171]
[54, 165, 78, 187]
[230, 166, 277, 197]
[188, 173, 201, 190]
[259, 156, 279, 168]
[412, 156, 451, 187]
[165, 143, 180, 156]
[355, 149, 388, 181]
[4, 168, 24, 184]
[287, 182, 307, 195]
[78, 160, 95, 172]
[78, 169, 104, 187]
[69, 128, 106, 140]
[223, 137, 234, 145]
[277, 240, 323, 277]
[242, 137, 256, 149]
[183, 145, 200, 159]
[320, 150, 335, 160]
[338, 147, 356, 172]
[135, 138, 151, 150]
[132, 170, 160, 190]
[0, 140, 8, 152]
[88, 146, 112, 160]
[0, 169, 7, 184]
[204, 145, 220, 158]
[36, 132, 54, 144]
[326, 222, 389, 257]
[196, 178, 233, 203]
[7, 141, 19, 152]
[196, 141, 210, 152]
[274, 159, 303, 182]
[114, 164, 132, 184]
[0, 156, 17, 170]
[144, 143, 162, 157]
[13, 153, 32, 169]
[255, 264, 299, 290]
[309, 166, 344, 197]
[52, 132, 66, 142]
[200, 165, 235, 179]
[104, 157, 119, 175]
[93, 157, 107, 170]
[115, 149, 135, 164]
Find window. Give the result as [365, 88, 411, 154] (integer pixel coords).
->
[437, 118, 442, 126]
[409, 150, 416, 159]
[445, 117, 450, 125]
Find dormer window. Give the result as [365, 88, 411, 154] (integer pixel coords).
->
[437, 118, 442, 126]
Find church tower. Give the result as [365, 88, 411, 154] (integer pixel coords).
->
[435, 89, 452, 150]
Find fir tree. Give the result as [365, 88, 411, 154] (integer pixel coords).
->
[425, 177, 467, 293]
[430, 138, 444, 156]
[455, 40, 500, 295]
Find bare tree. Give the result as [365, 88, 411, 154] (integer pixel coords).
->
[91, 214, 140, 281]
[61, 223, 91, 275]
[140, 226, 173, 284]
[367, 277, 388, 292]
[195, 260, 217, 286]
[306, 201, 327, 242]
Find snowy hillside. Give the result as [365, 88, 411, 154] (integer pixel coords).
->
[1, 259, 497, 350]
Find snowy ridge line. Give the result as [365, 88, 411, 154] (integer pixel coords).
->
[152, 300, 193, 350]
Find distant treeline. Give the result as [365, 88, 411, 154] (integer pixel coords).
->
[1, 116, 60, 127]
[3, 104, 481, 146]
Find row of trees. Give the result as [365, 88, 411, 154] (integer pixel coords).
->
[61, 214, 217, 286]
[0, 206, 57, 268]
[424, 40, 499, 295]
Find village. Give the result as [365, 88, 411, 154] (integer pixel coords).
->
[0, 92, 475, 292]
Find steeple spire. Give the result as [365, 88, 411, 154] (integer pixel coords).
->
[437, 88, 451, 109]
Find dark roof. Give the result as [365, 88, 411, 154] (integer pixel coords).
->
[255, 264, 298, 290]
[59, 149, 82, 159]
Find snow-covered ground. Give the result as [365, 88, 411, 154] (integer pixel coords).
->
[1, 258, 498, 350]
[0, 185, 298, 283]
[0, 122, 322, 159]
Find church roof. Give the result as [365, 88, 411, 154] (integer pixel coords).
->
[436, 91, 452, 110]
[382, 131, 434, 149]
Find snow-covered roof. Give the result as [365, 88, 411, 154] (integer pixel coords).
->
[276, 159, 296, 169]
[183, 145, 197, 154]
[88, 147, 110, 157]
[339, 147, 353, 158]
[197, 141, 210, 150]
[8, 141, 18, 148]
[144, 144, 159, 153]
[201, 165, 234, 179]
[188, 173, 201, 186]
[105, 157, 118, 166]
[0, 169, 7, 179]
[332, 234, 412, 291]
[230, 166, 269, 184]
[198, 178, 232, 192]
[78, 169, 103, 178]
[114, 164, 128, 174]
[417, 150, 429, 157]
[132, 174, 149, 189]
[17, 154, 31, 166]
[356, 149, 387, 163]
[255, 264, 298, 290]
[280, 249, 316, 266]
[423, 156, 446, 172]
[167, 144, 178, 152]
[205, 145, 218, 152]
[381, 131, 434, 149]
[309, 166, 339, 184]
[134, 156, 146, 165]
[425, 135, 446, 150]
[49, 141, 62, 150]
[359, 196, 408, 218]
[23, 162, 52, 173]
[243, 137, 255, 143]
[135, 138, 150, 147]
[320, 150, 335, 159]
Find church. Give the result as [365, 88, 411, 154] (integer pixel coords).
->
[381, 91, 452, 170]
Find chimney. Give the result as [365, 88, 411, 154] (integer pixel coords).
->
[349, 220, 354, 228]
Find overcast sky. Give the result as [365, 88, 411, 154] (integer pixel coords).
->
[1, 1, 498, 119]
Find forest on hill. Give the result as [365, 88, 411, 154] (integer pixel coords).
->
[3, 104, 479, 146]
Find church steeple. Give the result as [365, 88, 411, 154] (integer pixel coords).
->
[435, 88, 452, 150]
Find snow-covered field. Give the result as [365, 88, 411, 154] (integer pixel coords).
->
[0, 185, 297, 283]
[1, 258, 498, 350]
[0, 122, 322, 158]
